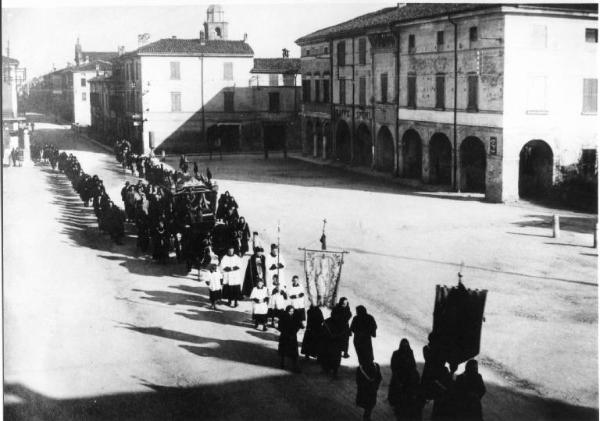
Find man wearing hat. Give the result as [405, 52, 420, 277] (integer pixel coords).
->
[266, 243, 286, 291]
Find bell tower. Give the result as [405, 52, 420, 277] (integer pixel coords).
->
[75, 37, 82, 66]
[204, 4, 228, 40]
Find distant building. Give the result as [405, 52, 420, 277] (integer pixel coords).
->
[2, 55, 20, 119]
[91, 4, 301, 155]
[29, 40, 117, 125]
[296, 3, 597, 202]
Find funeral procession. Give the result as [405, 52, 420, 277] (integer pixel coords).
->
[2, 2, 598, 421]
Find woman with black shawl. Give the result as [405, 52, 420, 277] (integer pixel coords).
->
[350, 305, 378, 366]
[388, 338, 422, 420]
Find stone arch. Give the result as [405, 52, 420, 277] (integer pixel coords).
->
[519, 139, 554, 198]
[355, 123, 372, 167]
[335, 120, 351, 163]
[401, 129, 422, 179]
[429, 133, 452, 185]
[460, 136, 487, 193]
[376, 125, 395, 173]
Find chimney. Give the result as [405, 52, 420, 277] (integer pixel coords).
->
[118, 46, 125, 56]
[199, 31, 205, 45]
[243, 33, 247, 42]
[172, 35, 177, 39]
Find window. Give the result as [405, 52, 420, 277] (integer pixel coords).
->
[269, 74, 279, 86]
[82, 92, 87, 101]
[224, 91, 234, 112]
[407, 74, 416, 108]
[215, 27, 222, 38]
[81, 78, 86, 87]
[436, 74, 445, 109]
[315, 79, 321, 103]
[323, 78, 330, 103]
[337, 41, 346, 66]
[586, 28, 598, 43]
[380, 73, 388, 103]
[306, 48, 311, 56]
[583, 78, 598, 113]
[358, 38, 367, 65]
[527, 75, 547, 112]
[437, 31, 444, 49]
[469, 27, 478, 48]
[269, 92, 280, 113]
[223, 62, 233, 81]
[171, 92, 181, 112]
[339, 78, 346, 105]
[170, 62, 180, 80]
[408, 34, 415, 53]
[302, 79, 311, 102]
[359, 77, 366, 106]
[467, 74, 478, 111]
[324, 46, 329, 54]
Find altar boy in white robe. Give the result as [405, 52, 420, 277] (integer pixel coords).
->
[220, 247, 242, 307]
[288, 275, 307, 324]
[250, 279, 270, 331]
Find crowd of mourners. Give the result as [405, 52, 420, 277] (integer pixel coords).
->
[41, 138, 486, 421]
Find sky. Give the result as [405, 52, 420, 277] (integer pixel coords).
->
[1, 1, 393, 79]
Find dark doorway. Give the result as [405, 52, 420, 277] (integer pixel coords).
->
[264, 124, 286, 152]
[402, 129, 422, 179]
[519, 140, 554, 198]
[460, 136, 486, 193]
[429, 133, 452, 185]
[376, 125, 395, 173]
[355, 123, 372, 167]
[335, 120, 351, 163]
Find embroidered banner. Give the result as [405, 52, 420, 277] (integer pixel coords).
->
[303, 249, 345, 309]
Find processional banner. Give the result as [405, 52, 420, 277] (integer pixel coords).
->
[303, 249, 345, 309]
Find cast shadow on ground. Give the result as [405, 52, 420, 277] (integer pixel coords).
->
[345, 247, 597, 287]
[5, 359, 599, 421]
[513, 214, 598, 235]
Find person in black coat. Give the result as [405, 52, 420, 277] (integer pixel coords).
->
[242, 247, 266, 297]
[351, 305, 377, 366]
[331, 297, 352, 358]
[388, 338, 422, 421]
[301, 304, 324, 359]
[278, 305, 302, 372]
[356, 361, 382, 421]
[318, 314, 346, 377]
[454, 360, 486, 421]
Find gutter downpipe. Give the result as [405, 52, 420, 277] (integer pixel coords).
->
[449, 16, 459, 192]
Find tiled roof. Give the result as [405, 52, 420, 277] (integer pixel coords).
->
[80, 51, 118, 61]
[251, 58, 301, 74]
[133, 38, 254, 56]
[295, 4, 499, 44]
[296, 3, 597, 44]
[73, 59, 113, 72]
[2, 55, 19, 66]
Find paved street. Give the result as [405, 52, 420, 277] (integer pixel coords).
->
[4, 119, 598, 420]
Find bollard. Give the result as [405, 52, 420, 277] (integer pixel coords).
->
[553, 214, 560, 239]
[594, 223, 598, 248]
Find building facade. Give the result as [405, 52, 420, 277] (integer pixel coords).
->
[91, 5, 301, 155]
[2, 55, 20, 119]
[296, 3, 597, 202]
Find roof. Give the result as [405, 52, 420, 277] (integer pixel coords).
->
[295, 3, 596, 44]
[250, 58, 301, 74]
[80, 51, 119, 61]
[2, 55, 19, 66]
[131, 38, 254, 57]
[88, 75, 115, 83]
[73, 59, 113, 72]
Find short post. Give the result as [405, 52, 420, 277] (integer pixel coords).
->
[594, 223, 598, 248]
[553, 214, 560, 239]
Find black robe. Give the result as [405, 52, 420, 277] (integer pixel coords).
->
[351, 313, 377, 365]
[318, 317, 346, 372]
[454, 372, 485, 421]
[242, 254, 266, 296]
[356, 363, 382, 410]
[301, 306, 324, 357]
[278, 313, 302, 359]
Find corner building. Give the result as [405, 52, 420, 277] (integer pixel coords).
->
[296, 4, 597, 202]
